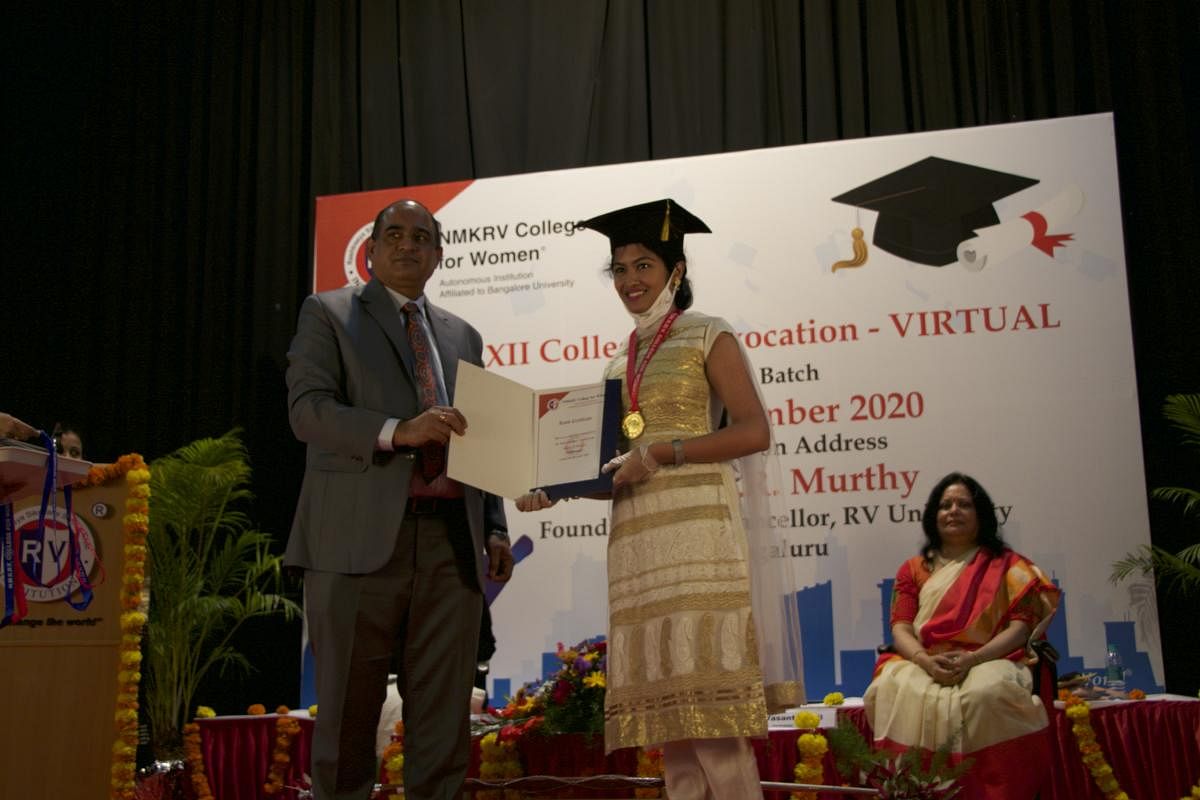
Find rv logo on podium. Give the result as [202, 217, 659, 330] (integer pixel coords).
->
[12, 506, 98, 603]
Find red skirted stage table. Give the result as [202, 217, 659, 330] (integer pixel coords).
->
[196, 714, 313, 800]
[190, 699, 1198, 799]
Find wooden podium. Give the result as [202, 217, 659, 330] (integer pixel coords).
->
[0, 446, 148, 800]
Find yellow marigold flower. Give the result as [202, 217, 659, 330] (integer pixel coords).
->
[822, 692, 844, 706]
[1065, 704, 1089, 720]
[195, 705, 216, 718]
[122, 611, 148, 628]
[793, 761, 822, 782]
[796, 732, 828, 758]
[583, 672, 606, 689]
[793, 710, 821, 729]
[308, 704, 319, 716]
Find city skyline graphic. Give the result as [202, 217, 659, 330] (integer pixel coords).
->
[492, 572, 1163, 703]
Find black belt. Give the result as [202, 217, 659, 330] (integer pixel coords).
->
[405, 496, 464, 516]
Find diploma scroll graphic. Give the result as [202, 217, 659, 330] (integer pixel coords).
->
[956, 184, 1085, 271]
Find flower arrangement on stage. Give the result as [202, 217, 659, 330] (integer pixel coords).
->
[790, 711, 827, 800]
[1060, 690, 1131, 800]
[263, 709, 301, 795]
[381, 720, 404, 800]
[471, 638, 608, 795]
[87, 453, 150, 800]
[491, 638, 608, 737]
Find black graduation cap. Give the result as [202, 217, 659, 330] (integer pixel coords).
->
[831, 157, 1039, 267]
[578, 199, 711, 249]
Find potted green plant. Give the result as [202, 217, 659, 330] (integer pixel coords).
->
[142, 430, 300, 757]
[1111, 393, 1200, 596]
[825, 718, 972, 799]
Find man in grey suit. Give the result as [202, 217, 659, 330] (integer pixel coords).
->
[286, 199, 514, 800]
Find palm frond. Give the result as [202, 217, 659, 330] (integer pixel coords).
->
[1162, 393, 1200, 448]
[1110, 545, 1155, 584]
[1151, 485, 1200, 517]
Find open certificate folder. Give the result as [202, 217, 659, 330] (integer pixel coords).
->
[447, 361, 622, 500]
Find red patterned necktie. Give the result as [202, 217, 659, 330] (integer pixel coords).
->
[403, 302, 445, 481]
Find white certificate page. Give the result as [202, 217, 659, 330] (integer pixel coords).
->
[448, 361, 607, 499]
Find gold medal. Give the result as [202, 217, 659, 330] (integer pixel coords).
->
[622, 410, 645, 439]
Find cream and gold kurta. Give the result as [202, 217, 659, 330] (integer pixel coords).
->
[602, 312, 767, 752]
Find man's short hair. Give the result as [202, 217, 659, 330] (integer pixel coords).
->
[370, 200, 442, 248]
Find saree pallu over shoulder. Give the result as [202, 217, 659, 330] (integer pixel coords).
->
[876, 549, 1059, 676]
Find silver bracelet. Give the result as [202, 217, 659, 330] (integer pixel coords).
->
[671, 438, 685, 466]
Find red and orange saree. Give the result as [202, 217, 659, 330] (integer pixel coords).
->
[865, 547, 1059, 799]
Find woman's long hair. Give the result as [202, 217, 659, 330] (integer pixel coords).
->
[919, 472, 1007, 561]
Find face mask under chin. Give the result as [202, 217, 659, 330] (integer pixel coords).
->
[628, 274, 680, 335]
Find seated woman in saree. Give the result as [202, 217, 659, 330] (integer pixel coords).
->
[517, 199, 803, 800]
[864, 471, 1059, 800]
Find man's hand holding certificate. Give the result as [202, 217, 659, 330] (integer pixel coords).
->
[447, 361, 620, 500]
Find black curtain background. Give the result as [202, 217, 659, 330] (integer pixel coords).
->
[4, 1, 1197, 711]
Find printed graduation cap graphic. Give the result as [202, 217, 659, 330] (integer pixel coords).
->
[831, 156, 1039, 268]
[578, 198, 711, 249]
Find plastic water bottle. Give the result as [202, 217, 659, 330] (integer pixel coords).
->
[1105, 643, 1125, 690]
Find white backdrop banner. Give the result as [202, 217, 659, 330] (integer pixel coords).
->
[310, 113, 1161, 701]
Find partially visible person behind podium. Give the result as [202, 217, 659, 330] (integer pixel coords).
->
[865, 472, 1059, 800]
[285, 198, 515, 800]
[51, 422, 84, 459]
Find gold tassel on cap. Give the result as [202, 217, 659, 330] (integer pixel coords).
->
[660, 200, 672, 241]
[832, 227, 869, 272]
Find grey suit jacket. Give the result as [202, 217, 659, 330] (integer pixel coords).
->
[284, 278, 506, 586]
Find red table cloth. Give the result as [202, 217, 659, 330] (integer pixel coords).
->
[194, 700, 1198, 799]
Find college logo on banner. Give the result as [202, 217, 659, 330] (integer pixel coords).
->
[341, 223, 375, 286]
[13, 506, 97, 603]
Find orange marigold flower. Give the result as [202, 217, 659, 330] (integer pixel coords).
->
[247, 703, 267, 715]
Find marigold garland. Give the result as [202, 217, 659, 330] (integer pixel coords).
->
[381, 720, 404, 800]
[478, 730, 523, 800]
[1060, 690, 1130, 800]
[182, 722, 214, 800]
[98, 454, 150, 800]
[634, 746, 664, 798]
[790, 715, 828, 800]
[263, 712, 302, 795]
